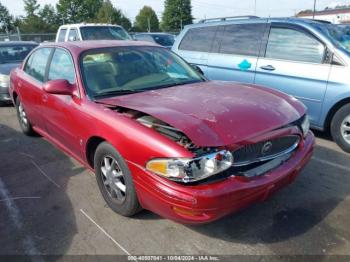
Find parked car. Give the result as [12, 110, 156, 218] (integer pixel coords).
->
[56, 23, 132, 42]
[0, 41, 37, 105]
[173, 17, 350, 153]
[134, 33, 175, 49]
[9, 40, 314, 224]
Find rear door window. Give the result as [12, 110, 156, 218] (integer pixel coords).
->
[24, 48, 52, 82]
[57, 29, 67, 42]
[179, 26, 217, 52]
[219, 23, 266, 56]
[68, 28, 80, 41]
[265, 27, 325, 63]
[48, 49, 75, 84]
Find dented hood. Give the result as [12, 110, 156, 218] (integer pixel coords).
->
[98, 81, 306, 147]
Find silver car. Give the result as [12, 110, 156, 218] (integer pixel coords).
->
[0, 41, 37, 104]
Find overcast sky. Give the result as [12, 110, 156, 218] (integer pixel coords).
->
[2, 0, 350, 21]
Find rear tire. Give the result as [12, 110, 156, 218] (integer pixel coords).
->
[15, 97, 35, 136]
[94, 142, 142, 216]
[331, 103, 350, 153]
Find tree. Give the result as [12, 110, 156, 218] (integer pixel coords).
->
[0, 2, 13, 32]
[134, 6, 159, 32]
[56, 0, 103, 24]
[95, 0, 132, 30]
[19, 0, 59, 33]
[96, 0, 115, 23]
[161, 0, 193, 32]
[20, 0, 43, 33]
[118, 14, 132, 31]
[24, 0, 40, 18]
[38, 4, 60, 32]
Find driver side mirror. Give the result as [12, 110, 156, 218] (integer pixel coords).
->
[191, 64, 204, 75]
[43, 79, 75, 96]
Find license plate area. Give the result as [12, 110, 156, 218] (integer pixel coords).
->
[238, 153, 292, 178]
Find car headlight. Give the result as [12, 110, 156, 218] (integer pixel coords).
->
[0, 74, 10, 88]
[301, 115, 310, 137]
[146, 150, 234, 183]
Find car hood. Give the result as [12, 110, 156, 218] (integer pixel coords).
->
[0, 62, 20, 75]
[98, 81, 306, 147]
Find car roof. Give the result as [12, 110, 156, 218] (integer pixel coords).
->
[0, 41, 38, 46]
[40, 40, 160, 54]
[59, 23, 123, 29]
[187, 17, 330, 28]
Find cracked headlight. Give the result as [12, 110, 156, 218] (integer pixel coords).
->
[0, 74, 10, 88]
[301, 115, 310, 137]
[146, 150, 234, 183]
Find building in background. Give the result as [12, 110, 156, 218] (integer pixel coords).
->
[297, 8, 350, 24]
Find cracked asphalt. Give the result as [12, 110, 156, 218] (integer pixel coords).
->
[0, 105, 350, 259]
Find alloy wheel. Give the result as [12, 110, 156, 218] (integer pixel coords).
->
[100, 156, 126, 203]
[18, 102, 28, 127]
[341, 114, 350, 144]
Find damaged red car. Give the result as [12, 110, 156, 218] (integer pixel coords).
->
[9, 41, 314, 224]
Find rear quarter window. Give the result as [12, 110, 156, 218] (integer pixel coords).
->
[179, 26, 217, 52]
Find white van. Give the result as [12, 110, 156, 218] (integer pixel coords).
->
[55, 23, 132, 42]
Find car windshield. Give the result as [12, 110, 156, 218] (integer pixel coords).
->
[80, 26, 131, 40]
[321, 24, 350, 52]
[152, 34, 175, 47]
[0, 45, 36, 64]
[81, 46, 204, 99]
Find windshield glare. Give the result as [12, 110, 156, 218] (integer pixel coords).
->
[80, 26, 131, 40]
[0, 45, 36, 64]
[322, 24, 350, 52]
[81, 47, 203, 98]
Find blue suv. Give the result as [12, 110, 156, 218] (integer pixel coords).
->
[172, 17, 350, 153]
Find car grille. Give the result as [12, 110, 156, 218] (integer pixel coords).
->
[232, 135, 300, 166]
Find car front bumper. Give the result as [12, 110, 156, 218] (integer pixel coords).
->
[130, 131, 315, 224]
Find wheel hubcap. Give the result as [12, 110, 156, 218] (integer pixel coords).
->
[18, 102, 28, 126]
[100, 156, 126, 203]
[341, 115, 350, 144]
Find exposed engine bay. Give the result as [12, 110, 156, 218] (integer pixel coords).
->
[115, 107, 212, 155]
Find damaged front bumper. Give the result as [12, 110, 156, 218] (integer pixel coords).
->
[129, 131, 315, 224]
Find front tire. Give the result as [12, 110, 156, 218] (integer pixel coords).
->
[331, 104, 350, 153]
[94, 142, 142, 216]
[15, 97, 35, 136]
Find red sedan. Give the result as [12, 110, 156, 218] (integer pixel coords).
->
[9, 41, 314, 224]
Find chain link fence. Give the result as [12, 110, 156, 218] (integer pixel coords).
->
[0, 33, 56, 43]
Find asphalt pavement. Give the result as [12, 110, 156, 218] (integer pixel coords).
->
[1, 105, 350, 260]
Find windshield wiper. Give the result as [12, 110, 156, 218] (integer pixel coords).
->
[93, 89, 147, 99]
[146, 79, 202, 90]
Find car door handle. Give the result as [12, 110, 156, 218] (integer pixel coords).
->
[260, 65, 276, 71]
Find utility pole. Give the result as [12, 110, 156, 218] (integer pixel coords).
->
[179, 0, 183, 31]
[254, 0, 257, 15]
[16, 27, 21, 41]
[147, 17, 151, 32]
[313, 0, 317, 19]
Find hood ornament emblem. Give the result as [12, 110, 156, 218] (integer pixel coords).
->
[261, 141, 273, 155]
